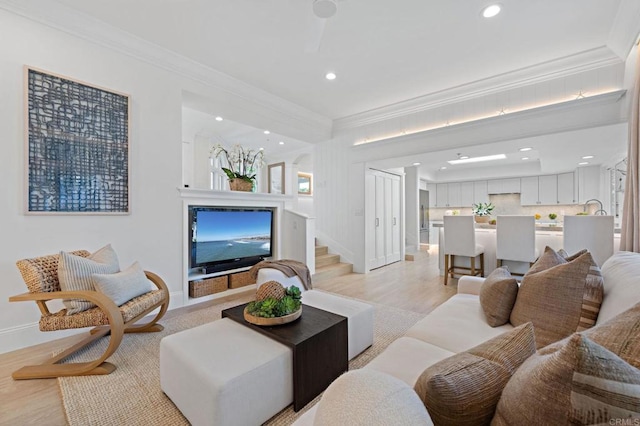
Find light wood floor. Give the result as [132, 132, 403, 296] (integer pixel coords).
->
[0, 246, 454, 426]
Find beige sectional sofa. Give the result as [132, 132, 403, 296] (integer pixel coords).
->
[293, 250, 640, 425]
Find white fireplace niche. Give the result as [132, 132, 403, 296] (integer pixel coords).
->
[180, 188, 296, 306]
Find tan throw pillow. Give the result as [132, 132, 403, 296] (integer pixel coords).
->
[58, 244, 120, 314]
[492, 334, 640, 425]
[414, 323, 535, 426]
[583, 302, 640, 369]
[92, 262, 155, 306]
[510, 250, 604, 348]
[480, 266, 519, 327]
[526, 245, 566, 275]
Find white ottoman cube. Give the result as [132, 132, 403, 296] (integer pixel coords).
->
[302, 290, 374, 360]
[160, 318, 293, 426]
[257, 268, 374, 360]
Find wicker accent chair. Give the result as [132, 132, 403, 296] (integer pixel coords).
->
[10, 250, 169, 380]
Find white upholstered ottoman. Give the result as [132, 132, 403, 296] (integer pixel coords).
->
[257, 269, 374, 360]
[160, 318, 293, 426]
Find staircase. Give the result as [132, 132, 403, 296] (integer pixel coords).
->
[312, 245, 353, 283]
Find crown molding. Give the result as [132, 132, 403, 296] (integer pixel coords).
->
[352, 90, 627, 155]
[0, 0, 332, 142]
[607, 0, 640, 59]
[334, 47, 622, 131]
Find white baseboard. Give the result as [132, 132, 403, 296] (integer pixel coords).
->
[0, 290, 185, 355]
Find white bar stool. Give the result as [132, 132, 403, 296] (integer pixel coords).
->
[496, 215, 539, 275]
[443, 215, 484, 285]
[563, 215, 614, 267]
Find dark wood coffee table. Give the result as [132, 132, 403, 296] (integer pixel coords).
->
[222, 303, 348, 411]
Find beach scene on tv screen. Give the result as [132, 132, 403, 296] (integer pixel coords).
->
[195, 210, 271, 264]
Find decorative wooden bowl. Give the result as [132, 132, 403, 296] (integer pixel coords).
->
[243, 306, 302, 326]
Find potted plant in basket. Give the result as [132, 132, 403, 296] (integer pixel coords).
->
[472, 202, 494, 223]
[210, 144, 265, 191]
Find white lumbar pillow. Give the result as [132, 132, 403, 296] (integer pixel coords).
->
[92, 262, 155, 307]
[58, 244, 120, 314]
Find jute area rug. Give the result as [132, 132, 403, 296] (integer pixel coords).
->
[59, 291, 424, 425]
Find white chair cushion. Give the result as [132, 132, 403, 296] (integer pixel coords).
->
[405, 294, 514, 353]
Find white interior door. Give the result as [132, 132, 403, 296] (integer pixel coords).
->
[389, 175, 402, 263]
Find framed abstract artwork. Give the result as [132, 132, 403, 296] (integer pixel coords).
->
[268, 162, 285, 194]
[25, 67, 130, 214]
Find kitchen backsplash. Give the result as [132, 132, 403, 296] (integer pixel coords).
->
[429, 194, 592, 221]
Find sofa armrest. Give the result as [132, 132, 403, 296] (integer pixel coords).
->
[457, 276, 485, 296]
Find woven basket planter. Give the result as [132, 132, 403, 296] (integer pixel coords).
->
[243, 306, 302, 326]
[229, 178, 253, 192]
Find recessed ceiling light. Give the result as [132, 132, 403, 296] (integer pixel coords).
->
[521, 157, 529, 160]
[264, 130, 270, 135]
[279, 141, 285, 145]
[215, 116, 223, 122]
[259, 147, 264, 151]
[325, 72, 337, 80]
[519, 147, 532, 152]
[482, 4, 501, 18]
[448, 154, 507, 165]
[440, 166, 447, 170]
[413, 162, 421, 166]
[582, 155, 594, 159]
[578, 161, 589, 166]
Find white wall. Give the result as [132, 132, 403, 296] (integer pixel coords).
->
[0, 9, 322, 353]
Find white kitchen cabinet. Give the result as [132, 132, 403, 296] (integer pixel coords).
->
[488, 178, 521, 194]
[447, 183, 461, 207]
[577, 165, 601, 204]
[426, 183, 437, 208]
[473, 181, 490, 205]
[557, 172, 576, 204]
[520, 176, 539, 205]
[460, 182, 475, 207]
[367, 170, 402, 270]
[436, 183, 448, 207]
[538, 175, 558, 205]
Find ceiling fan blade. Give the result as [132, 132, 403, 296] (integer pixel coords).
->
[304, 16, 327, 53]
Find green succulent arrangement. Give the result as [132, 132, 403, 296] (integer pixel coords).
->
[246, 286, 302, 318]
[548, 213, 557, 220]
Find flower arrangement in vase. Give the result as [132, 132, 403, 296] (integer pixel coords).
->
[210, 144, 265, 191]
[472, 202, 494, 223]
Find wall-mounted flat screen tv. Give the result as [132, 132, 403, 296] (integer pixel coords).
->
[189, 206, 273, 273]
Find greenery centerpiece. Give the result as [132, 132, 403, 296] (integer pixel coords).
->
[472, 202, 494, 223]
[244, 281, 302, 326]
[210, 143, 265, 191]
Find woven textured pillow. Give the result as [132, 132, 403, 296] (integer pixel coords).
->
[492, 333, 640, 425]
[479, 266, 519, 327]
[92, 262, 154, 306]
[583, 302, 640, 369]
[414, 322, 535, 426]
[510, 250, 603, 348]
[58, 244, 120, 314]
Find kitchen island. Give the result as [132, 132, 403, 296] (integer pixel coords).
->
[432, 221, 621, 276]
